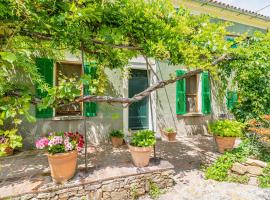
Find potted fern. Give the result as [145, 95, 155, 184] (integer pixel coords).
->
[110, 130, 124, 147]
[128, 130, 156, 167]
[208, 119, 244, 153]
[162, 127, 177, 141]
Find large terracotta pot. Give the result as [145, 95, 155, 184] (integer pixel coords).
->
[128, 145, 152, 167]
[215, 136, 236, 153]
[47, 150, 78, 183]
[111, 137, 124, 147]
[162, 131, 177, 141]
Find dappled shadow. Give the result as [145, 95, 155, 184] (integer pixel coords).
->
[0, 136, 217, 198]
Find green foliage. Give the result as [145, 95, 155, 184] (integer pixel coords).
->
[226, 174, 249, 184]
[163, 127, 175, 134]
[130, 130, 156, 147]
[218, 32, 270, 121]
[205, 138, 270, 187]
[208, 119, 244, 137]
[149, 181, 163, 199]
[0, 128, 22, 156]
[130, 185, 139, 200]
[48, 144, 65, 155]
[109, 130, 124, 138]
[0, 0, 231, 129]
[258, 164, 270, 188]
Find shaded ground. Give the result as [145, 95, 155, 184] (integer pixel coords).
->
[0, 135, 216, 181]
[0, 135, 220, 198]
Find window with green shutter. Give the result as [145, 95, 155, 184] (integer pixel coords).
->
[83, 62, 97, 117]
[226, 36, 237, 48]
[35, 58, 54, 118]
[226, 91, 238, 110]
[201, 71, 211, 114]
[176, 70, 211, 115]
[176, 70, 186, 115]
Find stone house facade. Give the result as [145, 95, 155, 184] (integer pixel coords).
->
[20, 1, 268, 149]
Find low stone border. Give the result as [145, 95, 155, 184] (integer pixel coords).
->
[231, 158, 267, 186]
[4, 161, 175, 200]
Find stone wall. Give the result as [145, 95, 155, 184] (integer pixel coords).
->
[230, 158, 268, 186]
[11, 170, 175, 200]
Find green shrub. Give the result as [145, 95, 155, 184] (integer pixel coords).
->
[130, 130, 156, 147]
[109, 130, 124, 138]
[227, 174, 249, 184]
[149, 181, 162, 199]
[258, 164, 270, 188]
[163, 127, 175, 134]
[205, 138, 270, 188]
[208, 119, 244, 137]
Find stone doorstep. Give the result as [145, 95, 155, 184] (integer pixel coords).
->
[1, 160, 174, 199]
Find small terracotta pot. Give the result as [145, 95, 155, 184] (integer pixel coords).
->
[162, 131, 177, 141]
[128, 145, 152, 167]
[4, 147, 14, 156]
[47, 150, 78, 183]
[215, 136, 236, 153]
[111, 137, 124, 147]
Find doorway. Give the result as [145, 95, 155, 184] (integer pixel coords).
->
[128, 69, 149, 130]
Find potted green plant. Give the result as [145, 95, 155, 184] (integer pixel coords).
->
[110, 130, 124, 147]
[208, 119, 244, 153]
[128, 130, 156, 167]
[0, 129, 22, 157]
[35, 132, 84, 183]
[162, 127, 177, 141]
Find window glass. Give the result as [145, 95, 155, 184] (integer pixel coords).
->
[186, 75, 198, 113]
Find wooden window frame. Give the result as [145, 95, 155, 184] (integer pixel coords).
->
[54, 61, 83, 117]
[186, 74, 199, 113]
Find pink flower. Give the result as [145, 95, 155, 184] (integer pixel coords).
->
[35, 137, 49, 149]
[48, 136, 63, 147]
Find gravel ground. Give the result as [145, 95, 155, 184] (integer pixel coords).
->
[140, 170, 270, 200]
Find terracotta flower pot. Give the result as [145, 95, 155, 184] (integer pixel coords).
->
[4, 147, 14, 156]
[214, 136, 236, 153]
[47, 150, 78, 183]
[162, 131, 177, 141]
[128, 145, 152, 167]
[111, 137, 124, 147]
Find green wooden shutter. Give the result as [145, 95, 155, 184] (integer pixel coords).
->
[226, 91, 238, 110]
[176, 70, 186, 115]
[202, 71, 211, 114]
[35, 58, 53, 118]
[226, 37, 237, 48]
[83, 62, 97, 117]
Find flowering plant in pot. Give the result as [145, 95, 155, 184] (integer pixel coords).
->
[109, 130, 124, 147]
[128, 130, 156, 167]
[0, 129, 22, 157]
[36, 132, 84, 183]
[162, 127, 177, 141]
[208, 119, 244, 153]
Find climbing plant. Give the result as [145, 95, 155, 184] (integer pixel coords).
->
[217, 32, 270, 121]
[0, 0, 270, 152]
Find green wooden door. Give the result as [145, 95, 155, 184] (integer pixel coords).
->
[128, 69, 149, 130]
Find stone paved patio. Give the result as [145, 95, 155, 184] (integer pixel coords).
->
[0, 135, 218, 199]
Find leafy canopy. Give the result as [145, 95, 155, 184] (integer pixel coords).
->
[0, 0, 270, 145]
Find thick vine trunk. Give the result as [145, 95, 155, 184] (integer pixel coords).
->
[76, 69, 203, 105]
